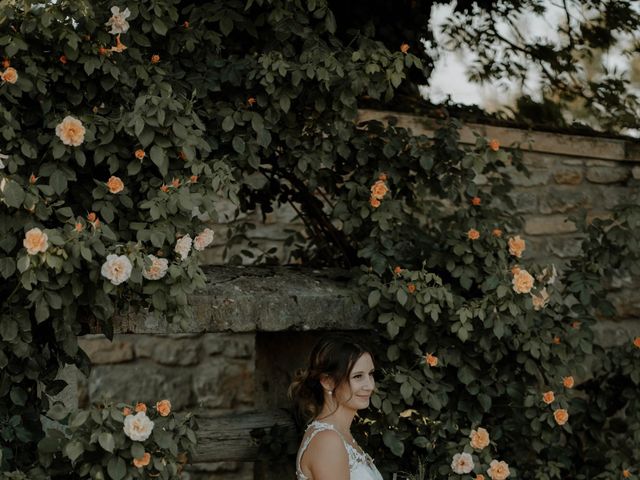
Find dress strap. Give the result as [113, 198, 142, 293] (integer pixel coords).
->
[296, 421, 349, 477]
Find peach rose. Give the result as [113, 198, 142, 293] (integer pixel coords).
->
[488, 139, 500, 152]
[135, 149, 145, 160]
[393, 266, 402, 275]
[542, 391, 555, 404]
[151, 54, 160, 64]
[175, 234, 192, 261]
[554, 408, 569, 425]
[1, 67, 18, 84]
[135, 402, 147, 413]
[634, 337, 640, 348]
[247, 97, 256, 106]
[512, 269, 534, 294]
[623, 470, 631, 478]
[190, 175, 198, 183]
[133, 452, 151, 468]
[55, 116, 85, 146]
[476, 475, 486, 480]
[24, 228, 49, 255]
[407, 283, 416, 294]
[487, 459, 510, 480]
[531, 287, 550, 310]
[467, 228, 480, 240]
[100, 254, 133, 285]
[156, 399, 171, 416]
[492, 228, 503, 238]
[470, 427, 490, 450]
[106, 176, 124, 194]
[425, 353, 438, 367]
[400, 43, 409, 54]
[508, 235, 525, 258]
[563, 376, 574, 389]
[171, 178, 181, 188]
[370, 197, 381, 208]
[194, 228, 215, 251]
[142, 255, 169, 281]
[370, 180, 388, 200]
[471, 196, 481, 206]
[74, 223, 83, 233]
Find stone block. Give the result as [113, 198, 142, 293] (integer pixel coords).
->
[553, 168, 583, 185]
[592, 319, 640, 348]
[87, 362, 193, 409]
[79, 336, 134, 364]
[609, 289, 640, 318]
[149, 337, 202, 366]
[562, 159, 584, 166]
[192, 359, 254, 409]
[586, 166, 630, 184]
[633, 166, 640, 180]
[510, 169, 552, 187]
[538, 188, 590, 214]
[202, 333, 254, 359]
[509, 191, 538, 213]
[524, 215, 577, 235]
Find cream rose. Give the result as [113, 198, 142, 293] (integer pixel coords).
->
[24, 228, 49, 255]
[451, 452, 474, 474]
[174, 234, 192, 261]
[487, 459, 510, 480]
[123, 411, 154, 441]
[1, 67, 18, 84]
[55, 116, 86, 147]
[512, 269, 534, 294]
[101, 254, 133, 285]
[193, 228, 214, 251]
[508, 235, 526, 258]
[106, 6, 131, 34]
[470, 427, 490, 450]
[142, 255, 169, 280]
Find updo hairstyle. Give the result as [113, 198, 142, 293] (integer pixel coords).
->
[289, 335, 373, 424]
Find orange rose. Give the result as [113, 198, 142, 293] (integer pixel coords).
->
[512, 269, 534, 294]
[190, 175, 198, 183]
[1, 58, 9, 68]
[542, 391, 555, 404]
[563, 376, 574, 388]
[171, 178, 181, 188]
[553, 408, 569, 425]
[75, 223, 84, 233]
[508, 235, 526, 258]
[623, 470, 631, 478]
[183, 20, 190, 28]
[29, 173, 38, 184]
[151, 54, 160, 64]
[476, 476, 485, 480]
[400, 43, 409, 54]
[160, 184, 169, 193]
[393, 266, 402, 275]
[407, 283, 416, 294]
[425, 353, 438, 367]
[59, 55, 67, 64]
[24, 228, 49, 255]
[370, 180, 389, 200]
[510, 265, 521, 275]
[98, 46, 108, 56]
[135, 149, 145, 160]
[156, 399, 171, 416]
[122, 407, 132, 416]
[247, 97, 257, 106]
[471, 196, 481, 206]
[634, 337, 640, 348]
[370, 197, 381, 208]
[1, 67, 18, 84]
[133, 452, 151, 468]
[87, 212, 97, 223]
[552, 336, 561, 345]
[488, 139, 500, 151]
[111, 34, 127, 53]
[134, 402, 147, 413]
[469, 427, 490, 450]
[492, 228, 503, 238]
[467, 228, 480, 240]
[106, 176, 124, 194]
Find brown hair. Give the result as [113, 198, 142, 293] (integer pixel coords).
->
[288, 335, 373, 424]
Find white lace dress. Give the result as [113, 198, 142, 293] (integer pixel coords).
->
[296, 420, 383, 480]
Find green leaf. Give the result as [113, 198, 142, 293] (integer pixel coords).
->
[396, 289, 408, 306]
[222, 116, 235, 132]
[280, 96, 291, 113]
[232, 136, 246, 154]
[382, 430, 404, 457]
[70, 410, 90, 429]
[368, 289, 380, 308]
[3, 180, 25, 208]
[107, 456, 126, 480]
[64, 440, 84, 462]
[98, 432, 115, 453]
[50, 170, 67, 195]
[0, 258, 16, 278]
[0, 319, 18, 342]
[152, 17, 168, 36]
[150, 146, 168, 176]
[220, 17, 234, 36]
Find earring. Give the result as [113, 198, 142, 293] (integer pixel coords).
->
[328, 390, 333, 395]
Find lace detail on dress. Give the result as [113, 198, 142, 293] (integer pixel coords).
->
[296, 420, 382, 480]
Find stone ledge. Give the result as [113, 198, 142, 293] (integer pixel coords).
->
[112, 266, 367, 334]
[357, 109, 640, 163]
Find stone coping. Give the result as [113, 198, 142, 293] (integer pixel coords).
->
[357, 109, 640, 163]
[112, 266, 367, 334]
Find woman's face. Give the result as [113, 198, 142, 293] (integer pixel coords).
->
[333, 353, 375, 411]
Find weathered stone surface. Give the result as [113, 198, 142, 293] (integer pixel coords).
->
[633, 166, 640, 180]
[79, 337, 134, 364]
[563, 159, 584, 166]
[111, 267, 368, 334]
[538, 188, 590, 214]
[524, 215, 577, 235]
[192, 358, 254, 409]
[592, 319, 640, 348]
[509, 191, 538, 213]
[553, 168, 583, 185]
[586, 166, 630, 184]
[183, 463, 253, 480]
[609, 289, 640, 318]
[202, 333, 254, 358]
[510, 169, 552, 187]
[87, 362, 193, 409]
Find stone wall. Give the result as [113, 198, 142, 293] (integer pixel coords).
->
[76, 113, 640, 480]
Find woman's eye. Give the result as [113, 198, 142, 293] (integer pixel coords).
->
[353, 374, 362, 379]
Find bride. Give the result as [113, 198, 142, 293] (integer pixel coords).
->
[289, 336, 383, 480]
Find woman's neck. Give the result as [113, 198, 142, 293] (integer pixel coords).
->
[316, 403, 356, 435]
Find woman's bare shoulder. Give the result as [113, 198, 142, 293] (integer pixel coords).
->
[302, 430, 349, 479]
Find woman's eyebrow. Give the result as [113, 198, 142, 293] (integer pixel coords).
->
[352, 369, 376, 375]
